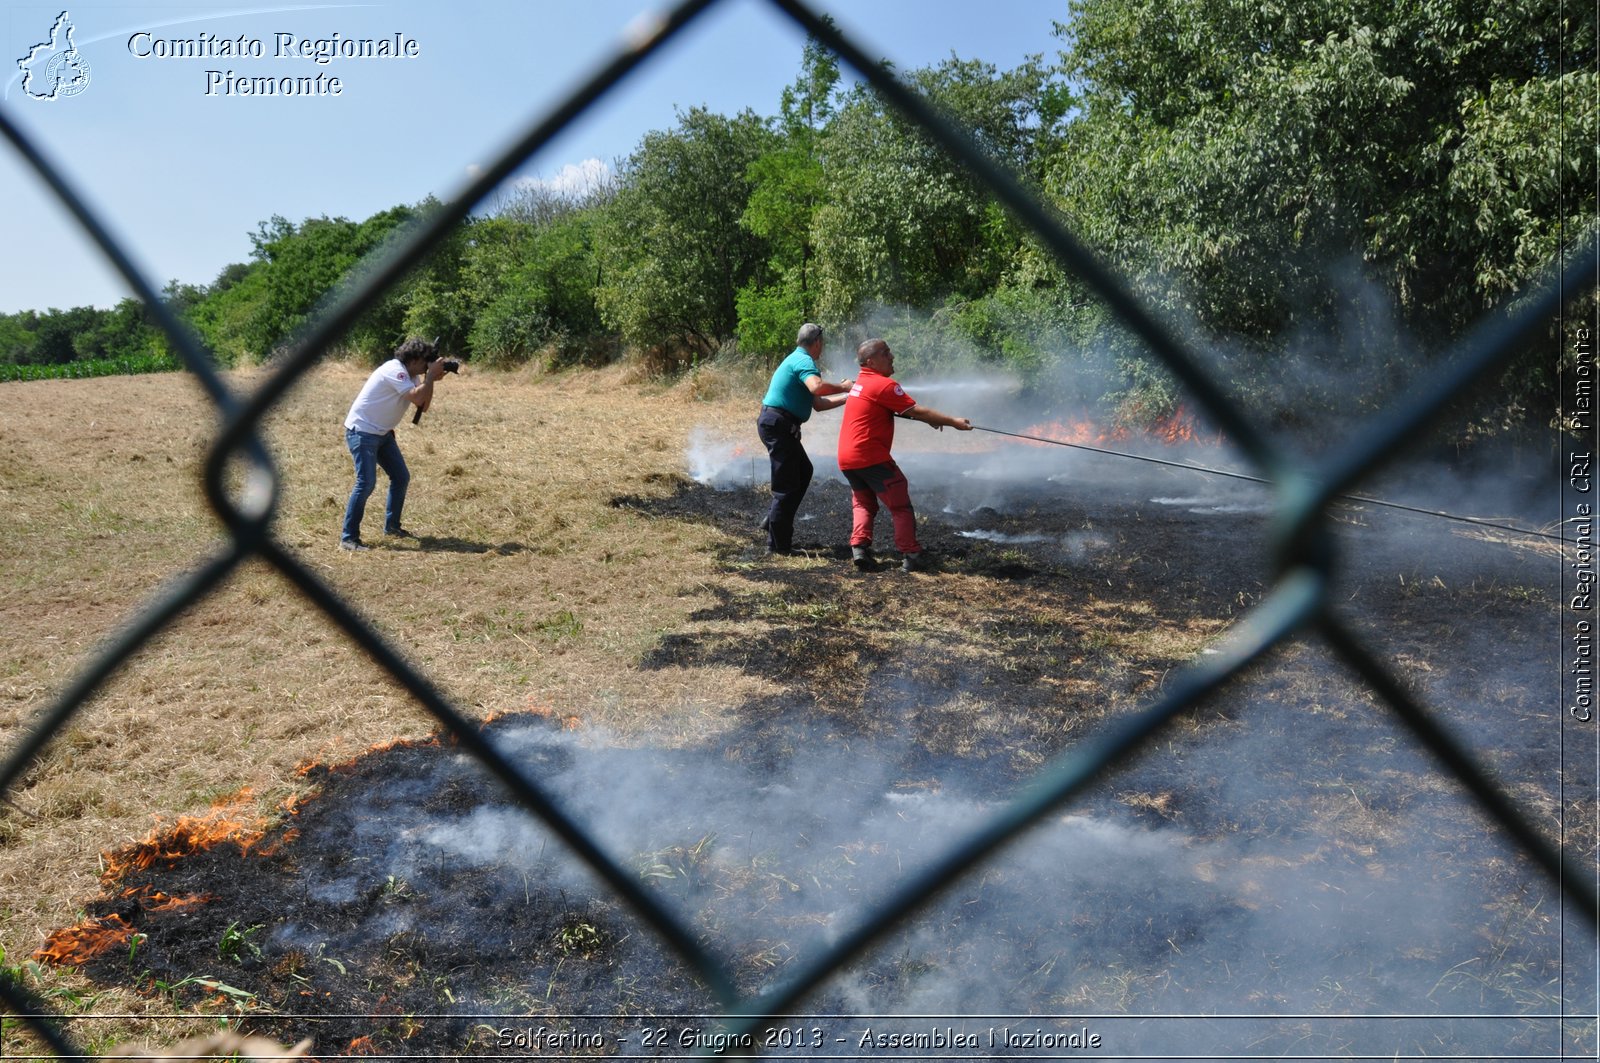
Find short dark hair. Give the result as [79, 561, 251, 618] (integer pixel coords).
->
[857, 338, 888, 366]
[395, 337, 437, 364]
[796, 322, 823, 348]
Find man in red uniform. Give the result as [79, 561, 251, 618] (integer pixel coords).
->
[836, 338, 972, 572]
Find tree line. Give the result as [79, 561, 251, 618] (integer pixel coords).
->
[2, 0, 1592, 436]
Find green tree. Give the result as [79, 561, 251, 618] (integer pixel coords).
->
[394, 222, 472, 356]
[29, 306, 102, 364]
[812, 56, 1061, 327]
[737, 28, 841, 352]
[462, 208, 608, 366]
[73, 298, 159, 361]
[454, 177, 611, 367]
[189, 261, 270, 365]
[0, 311, 38, 365]
[235, 202, 434, 361]
[593, 107, 776, 359]
[243, 214, 366, 356]
[1049, 0, 1596, 428]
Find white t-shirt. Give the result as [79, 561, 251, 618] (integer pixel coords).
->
[343, 359, 417, 434]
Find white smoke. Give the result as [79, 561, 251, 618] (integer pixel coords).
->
[686, 426, 762, 490]
[297, 718, 1571, 1041]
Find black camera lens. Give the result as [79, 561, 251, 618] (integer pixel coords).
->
[441, 360, 460, 374]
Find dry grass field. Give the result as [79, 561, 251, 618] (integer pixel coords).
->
[0, 360, 1590, 1059]
[0, 360, 791, 1049]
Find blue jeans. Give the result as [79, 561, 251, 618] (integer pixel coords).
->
[342, 428, 409, 543]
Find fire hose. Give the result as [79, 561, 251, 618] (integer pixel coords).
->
[970, 424, 1567, 545]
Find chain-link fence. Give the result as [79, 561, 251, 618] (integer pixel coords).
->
[1, 0, 1596, 1056]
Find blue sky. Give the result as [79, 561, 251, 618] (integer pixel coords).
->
[0, 0, 1068, 314]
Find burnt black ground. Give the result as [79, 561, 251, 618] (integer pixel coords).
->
[53, 461, 1597, 1060]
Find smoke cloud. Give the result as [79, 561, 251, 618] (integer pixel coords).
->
[259, 704, 1584, 1060]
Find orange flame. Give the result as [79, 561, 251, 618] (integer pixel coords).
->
[38, 793, 281, 968]
[482, 703, 587, 734]
[34, 914, 137, 965]
[147, 892, 212, 911]
[346, 1035, 380, 1055]
[260, 828, 300, 855]
[523, 699, 583, 731]
[102, 805, 266, 884]
[296, 734, 443, 778]
[1018, 418, 1130, 446]
[1148, 406, 1217, 444]
[1020, 406, 1220, 448]
[118, 885, 215, 911]
[481, 704, 563, 727]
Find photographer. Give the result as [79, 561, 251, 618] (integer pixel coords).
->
[338, 337, 451, 551]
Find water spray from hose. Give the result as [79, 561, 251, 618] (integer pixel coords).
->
[970, 425, 1565, 545]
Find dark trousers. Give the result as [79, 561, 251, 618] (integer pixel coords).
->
[756, 406, 812, 552]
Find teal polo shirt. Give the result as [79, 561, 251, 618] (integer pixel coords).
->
[760, 347, 822, 423]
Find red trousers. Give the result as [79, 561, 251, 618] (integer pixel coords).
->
[842, 460, 921, 554]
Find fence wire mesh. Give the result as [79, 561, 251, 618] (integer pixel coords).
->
[0, 0, 1596, 1057]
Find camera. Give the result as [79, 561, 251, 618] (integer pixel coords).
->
[412, 345, 459, 425]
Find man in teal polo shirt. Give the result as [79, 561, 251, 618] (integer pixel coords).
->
[756, 322, 853, 554]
